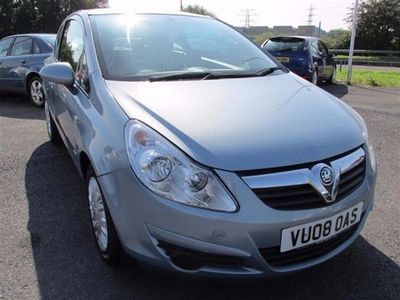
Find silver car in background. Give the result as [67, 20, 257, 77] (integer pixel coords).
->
[40, 9, 377, 278]
[0, 34, 56, 107]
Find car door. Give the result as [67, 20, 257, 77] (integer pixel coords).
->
[310, 40, 325, 75]
[52, 17, 87, 159]
[2, 36, 34, 93]
[319, 40, 334, 77]
[317, 40, 332, 78]
[0, 37, 15, 91]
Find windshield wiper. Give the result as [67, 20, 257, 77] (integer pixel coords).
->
[148, 72, 212, 82]
[149, 71, 268, 82]
[148, 68, 285, 82]
[256, 66, 285, 76]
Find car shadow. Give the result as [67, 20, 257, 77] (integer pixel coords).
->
[321, 83, 349, 99]
[25, 142, 400, 299]
[0, 95, 43, 120]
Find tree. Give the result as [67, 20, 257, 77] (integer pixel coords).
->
[348, 0, 400, 49]
[321, 29, 351, 49]
[183, 4, 216, 18]
[0, 0, 106, 38]
[0, 1, 17, 38]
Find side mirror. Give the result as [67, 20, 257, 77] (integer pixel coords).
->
[40, 62, 74, 86]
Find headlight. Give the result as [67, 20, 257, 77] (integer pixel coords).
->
[363, 125, 377, 172]
[358, 116, 377, 173]
[124, 120, 238, 212]
[345, 105, 377, 173]
[368, 143, 377, 173]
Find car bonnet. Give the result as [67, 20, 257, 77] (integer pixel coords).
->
[105, 73, 363, 171]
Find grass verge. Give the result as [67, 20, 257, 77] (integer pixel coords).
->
[336, 68, 400, 88]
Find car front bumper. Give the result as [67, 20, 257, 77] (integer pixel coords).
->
[97, 159, 376, 278]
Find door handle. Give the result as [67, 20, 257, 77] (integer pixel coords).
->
[20, 60, 26, 65]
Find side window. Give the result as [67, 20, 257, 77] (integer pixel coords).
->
[54, 25, 65, 58]
[33, 41, 41, 54]
[0, 38, 13, 57]
[319, 41, 330, 56]
[59, 20, 84, 71]
[76, 50, 90, 93]
[317, 41, 328, 56]
[310, 41, 319, 56]
[10, 37, 33, 56]
[59, 19, 90, 93]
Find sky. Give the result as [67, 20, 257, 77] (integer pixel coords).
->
[108, 0, 354, 31]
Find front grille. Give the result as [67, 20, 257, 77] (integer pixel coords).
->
[337, 159, 366, 200]
[260, 222, 360, 268]
[253, 185, 322, 210]
[247, 148, 366, 210]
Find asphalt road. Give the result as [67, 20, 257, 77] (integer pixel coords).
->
[0, 84, 399, 300]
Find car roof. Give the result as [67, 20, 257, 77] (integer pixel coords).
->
[80, 8, 211, 19]
[2, 33, 56, 39]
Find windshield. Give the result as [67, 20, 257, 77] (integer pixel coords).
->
[263, 37, 305, 52]
[90, 14, 277, 81]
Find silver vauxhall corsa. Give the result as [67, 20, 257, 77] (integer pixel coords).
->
[40, 9, 377, 278]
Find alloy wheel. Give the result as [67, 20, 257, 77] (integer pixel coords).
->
[88, 177, 109, 252]
[30, 80, 44, 106]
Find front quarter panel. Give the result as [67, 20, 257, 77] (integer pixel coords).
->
[74, 71, 129, 177]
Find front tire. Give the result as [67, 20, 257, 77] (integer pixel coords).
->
[28, 76, 45, 107]
[86, 166, 121, 265]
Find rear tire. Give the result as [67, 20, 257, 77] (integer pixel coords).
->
[28, 76, 45, 107]
[86, 166, 121, 265]
[44, 100, 61, 144]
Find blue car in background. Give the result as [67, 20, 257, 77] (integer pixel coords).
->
[262, 36, 336, 85]
[0, 34, 56, 107]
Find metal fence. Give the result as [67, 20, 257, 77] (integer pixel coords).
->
[330, 49, 400, 67]
[331, 49, 400, 55]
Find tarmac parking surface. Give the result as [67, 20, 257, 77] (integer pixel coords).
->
[0, 84, 399, 299]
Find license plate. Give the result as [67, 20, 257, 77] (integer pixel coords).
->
[280, 202, 363, 253]
[276, 56, 289, 63]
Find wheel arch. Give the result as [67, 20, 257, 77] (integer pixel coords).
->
[25, 71, 41, 95]
[80, 151, 93, 181]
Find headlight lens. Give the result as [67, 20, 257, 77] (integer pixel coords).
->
[346, 105, 377, 172]
[368, 144, 377, 173]
[357, 112, 377, 173]
[125, 120, 238, 212]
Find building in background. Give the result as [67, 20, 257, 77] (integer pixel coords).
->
[236, 25, 319, 37]
[272, 26, 295, 35]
